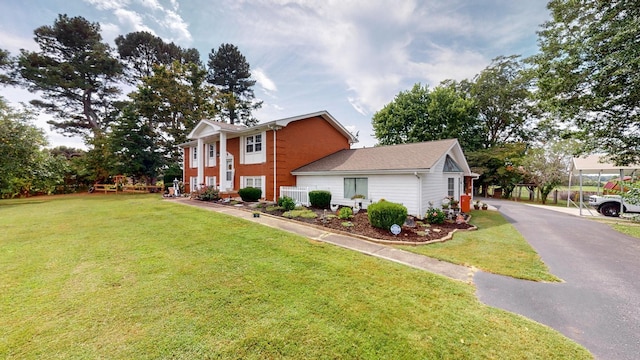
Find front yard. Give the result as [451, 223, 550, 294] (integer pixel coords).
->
[0, 194, 591, 359]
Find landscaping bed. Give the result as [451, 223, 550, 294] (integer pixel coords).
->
[219, 200, 475, 244]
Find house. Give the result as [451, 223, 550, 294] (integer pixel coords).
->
[180, 111, 358, 201]
[291, 139, 476, 217]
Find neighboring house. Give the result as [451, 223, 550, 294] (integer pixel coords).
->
[291, 139, 477, 217]
[180, 111, 358, 201]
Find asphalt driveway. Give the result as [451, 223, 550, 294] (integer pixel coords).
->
[475, 199, 640, 360]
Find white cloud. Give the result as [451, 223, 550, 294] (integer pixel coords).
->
[114, 8, 155, 33]
[252, 68, 278, 93]
[85, 0, 192, 44]
[84, 0, 131, 11]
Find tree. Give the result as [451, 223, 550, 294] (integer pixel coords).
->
[0, 49, 15, 85]
[372, 82, 482, 150]
[129, 61, 217, 164]
[472, 55, 536, 148]
[522, 140, 576, 204]
[109, 105, 163, 181]
[115, 31, 200, 84]
[466, 143, 527, 199]
[15, 14, 122, 137]
[428, 81, 483, 151]
[207, 43, 261, 125]
[533, 0, 640, 165]
[0, 98, 66, 197]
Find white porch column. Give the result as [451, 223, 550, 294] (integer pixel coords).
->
[197, 137, 204, 187]
[219, 132, 227, 190]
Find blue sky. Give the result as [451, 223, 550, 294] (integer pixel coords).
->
[0, 0, 550, 149]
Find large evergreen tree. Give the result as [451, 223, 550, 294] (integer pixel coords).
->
[129, 61, 217, 164]
[115, 31, 201, 84]
[207, 43, 261, 125]
[532, 0, 640, 165]
[15, 14, 122, 138]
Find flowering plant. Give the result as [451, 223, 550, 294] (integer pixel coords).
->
[425, 207, 446, 224]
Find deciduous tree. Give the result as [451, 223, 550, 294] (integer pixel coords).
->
[372, 82, 482, 150]
[0, 98, 66, 197]
[471, 55, 535, 147]
[533, 0, 640, 165]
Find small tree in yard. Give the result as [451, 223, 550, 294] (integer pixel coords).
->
[522, 140, 575, 204]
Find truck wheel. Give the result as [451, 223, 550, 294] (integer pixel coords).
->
[599, 203, 623, 217]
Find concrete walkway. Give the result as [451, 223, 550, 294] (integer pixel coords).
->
[170, 198, 475, 283]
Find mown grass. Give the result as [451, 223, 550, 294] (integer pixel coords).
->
[399, 210, 561, 282]
[0, 194, 590, 359]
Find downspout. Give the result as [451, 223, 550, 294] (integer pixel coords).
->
[273, 127, 277, 202]
[415, 172, 422, 218]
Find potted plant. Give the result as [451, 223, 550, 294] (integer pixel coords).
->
[450, 198, 460, 210]
[351, 194, 365, 209]
[481, 202, 488, 210]
[473, 200, 481, 210]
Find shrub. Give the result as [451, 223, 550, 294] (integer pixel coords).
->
[238, 187, 262, 202]
[367, 200, 408, 230]
[309, 190, 332, 209]
[195, 186, 220, 201]
[425, 207, 446, 224]
[278, 196, 296, 211]
[338, 206, 353, 219]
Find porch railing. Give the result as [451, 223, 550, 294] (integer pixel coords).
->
[280, 186, 310, 206]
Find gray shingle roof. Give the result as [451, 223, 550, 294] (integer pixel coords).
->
[292, 139, 459, 173]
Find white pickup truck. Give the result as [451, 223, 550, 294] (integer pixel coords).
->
[588, 194, 640, 217]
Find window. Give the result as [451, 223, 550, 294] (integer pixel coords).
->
[448, 178, 455, 197]
[245, 177, 262, 188]
[245, 134, 262, 153]
[190, 146, 198, 168]
[206, 176, 216, 187]
[207, 143, 216, 167]
[344, 178, 368, 199]
[190, 176, 198, 192]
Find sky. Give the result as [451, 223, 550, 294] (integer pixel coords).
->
[0, 0, 550, 149]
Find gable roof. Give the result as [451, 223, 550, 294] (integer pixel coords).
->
[292, 139, 470, 175]
[183, 110, 358, 145]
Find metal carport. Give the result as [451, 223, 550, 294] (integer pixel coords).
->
[569, 154, 640, 216]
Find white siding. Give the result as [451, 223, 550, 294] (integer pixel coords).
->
[297, 174, 422, 216]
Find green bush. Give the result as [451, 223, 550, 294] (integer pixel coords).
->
[367, 200, 408, 230]
[238, 187, 262, 202]
[338, 207, 353, 219]
[425, 207, 446, 224]
[309, 190, 332, 209]
[278, 196, 296, 211]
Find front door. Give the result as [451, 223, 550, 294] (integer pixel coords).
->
[225, 155, 234, 191]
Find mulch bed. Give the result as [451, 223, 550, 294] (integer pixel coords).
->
[216, 200, 475, 244]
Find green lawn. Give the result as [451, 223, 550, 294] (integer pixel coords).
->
[0, 194, 590, 359]
[399, 210, 561, 282]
